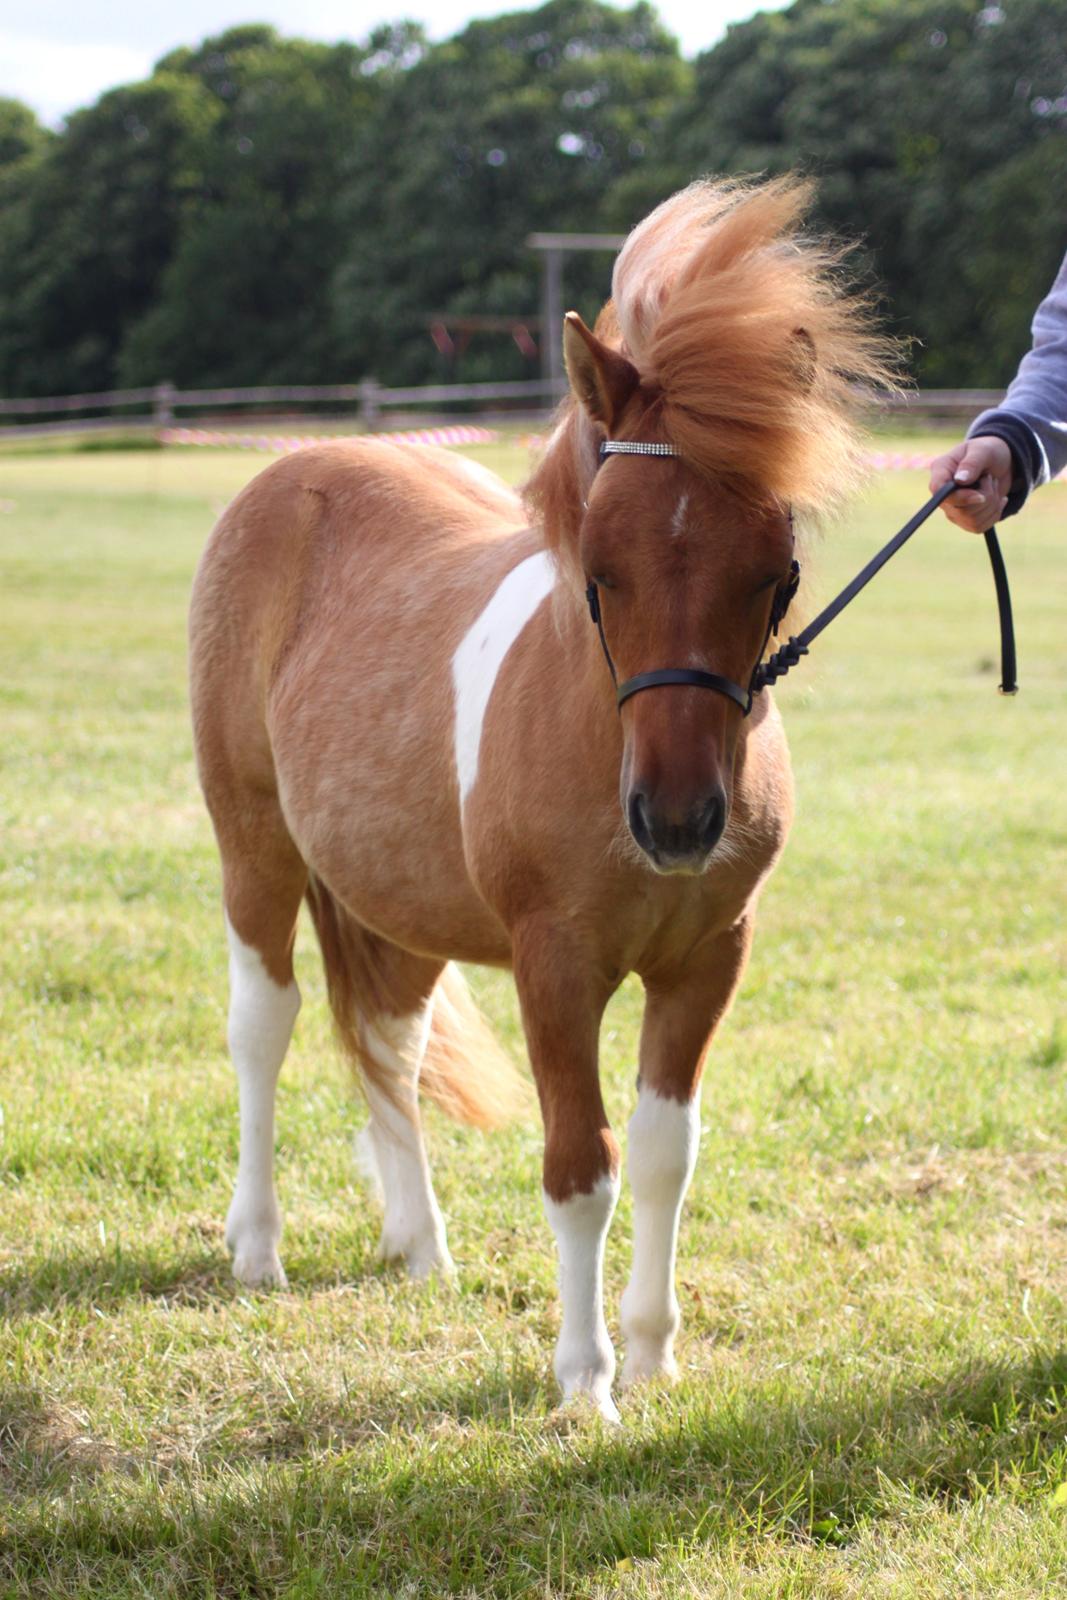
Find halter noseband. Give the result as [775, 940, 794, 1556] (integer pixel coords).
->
[585, 440, 800, 717]
[584, 440, 1018, 714]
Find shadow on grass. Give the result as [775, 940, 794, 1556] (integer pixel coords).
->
[0, 1250, 232, 1315]
[4, 1349, 1067, 1595]
[0, 1243, 379, 1317]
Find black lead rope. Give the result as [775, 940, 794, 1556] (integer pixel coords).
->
[981, 521, 1018, 697]
[756, 478, 1019, 698]
[586, 453, 1019, 712]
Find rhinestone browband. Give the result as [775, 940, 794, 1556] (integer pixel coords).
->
[598, 441, 679, 460]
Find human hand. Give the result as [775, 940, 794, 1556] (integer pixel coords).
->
[928, 436, 1014, 532]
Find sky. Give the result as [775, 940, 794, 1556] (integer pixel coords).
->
[1, 0, 789, 125]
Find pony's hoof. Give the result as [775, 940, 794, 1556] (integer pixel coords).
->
[377, 1225, 454, 1282]
[555, 1385, 622, 1426]
[406, 1242, 456, 1282]
[230, 1239, 288, 1289]
[226, 1190, 286, 1288]
[621, 1343, 678, 1389]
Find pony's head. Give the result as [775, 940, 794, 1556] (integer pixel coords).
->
[526, 176, 898, 874]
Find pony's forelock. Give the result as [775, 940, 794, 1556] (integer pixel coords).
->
[610, 177, 898, 515]
[610, 178, 751, 370]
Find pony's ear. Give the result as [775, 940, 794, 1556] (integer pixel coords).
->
[791, 327, 817, 390]
[563, 311, 640, 431]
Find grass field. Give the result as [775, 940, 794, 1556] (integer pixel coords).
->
[1, 435, 1065, 1598]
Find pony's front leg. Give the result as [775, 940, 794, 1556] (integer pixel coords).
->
[622, 918, 753, 1386]
[514, 928, 620, 1422]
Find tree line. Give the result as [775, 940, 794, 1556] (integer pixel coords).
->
[0, 0, 1064, 397]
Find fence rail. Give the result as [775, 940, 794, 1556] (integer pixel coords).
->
[0, 377, 1005, 438]
[0, 375, 565, 431]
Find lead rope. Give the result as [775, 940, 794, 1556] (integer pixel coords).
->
[754, 479, 1018, 697]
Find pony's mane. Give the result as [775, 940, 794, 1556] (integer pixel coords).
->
[526, 176, 899, 536]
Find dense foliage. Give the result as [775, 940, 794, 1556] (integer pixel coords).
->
[1, 0, 1064, 394]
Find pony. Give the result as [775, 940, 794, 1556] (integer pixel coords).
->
[189, 176, 895, 1421]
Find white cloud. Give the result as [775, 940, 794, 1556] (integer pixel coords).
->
[0, 32, 153, 125]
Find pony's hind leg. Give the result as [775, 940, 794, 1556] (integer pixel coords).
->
[357, 1004, 453, 1280]
[621, 918, 753, 1386]
[217, 815, 307, 1288]
[304, 884, 454, 1280]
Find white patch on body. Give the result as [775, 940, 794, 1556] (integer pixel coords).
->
[224, 915, 301, 1288]
[544, 1173, 621, 1422]
[358, 1005, 453, 1280]
[670, 492, 690, 539]
[620, 1087, 700, 1385]
[452, 550, 555, 805]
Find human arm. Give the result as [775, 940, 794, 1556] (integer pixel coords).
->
[931, 250, 1067, 529]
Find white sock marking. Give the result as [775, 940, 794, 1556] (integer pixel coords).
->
[544, 1174, 621, 1421]
[620, 1087, 700, 1385]
[224, 915, 300, 1288]
[360, 1006, 453, 1280]
[452, 551, 555, 805]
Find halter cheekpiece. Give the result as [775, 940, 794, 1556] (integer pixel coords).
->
[584, 439, 1017, 716]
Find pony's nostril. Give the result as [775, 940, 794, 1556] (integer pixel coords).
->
[627, 790, 654, 852]
[696, 792, 727, 853]
[628, 789, 726, 861]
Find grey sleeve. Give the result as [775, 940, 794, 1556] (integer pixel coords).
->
[968, 249, 1067, 513]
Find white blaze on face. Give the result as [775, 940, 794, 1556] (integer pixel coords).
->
[451, 550, 555, 805]
[670, 492, 690, 539]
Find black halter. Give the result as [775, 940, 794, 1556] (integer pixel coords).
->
[585, 440, 1017, 714]
[586, 441, 799, 716]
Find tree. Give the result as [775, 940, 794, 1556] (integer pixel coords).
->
[118, 26, 398, 386]
[1, 2, 1063, 396]
[330, 0, 691, 384]
[0, 76, 216, 395]
[0, 27, 396, 395]
[0, 98, 48, 169]
[656, 0, 1067, 384]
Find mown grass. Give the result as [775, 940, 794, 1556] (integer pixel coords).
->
[1, 437, 1065, 1597]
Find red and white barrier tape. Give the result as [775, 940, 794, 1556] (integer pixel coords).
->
[866, 450, 940, 471]
[159, 425, 499, 452]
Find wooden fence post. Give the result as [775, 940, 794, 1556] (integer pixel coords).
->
[358, 377, 381, 433]
[153, 381, 176, 429]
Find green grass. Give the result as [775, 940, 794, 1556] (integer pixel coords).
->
[1, 436, 1066, 1597]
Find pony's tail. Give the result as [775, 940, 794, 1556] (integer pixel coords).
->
[304, 875, 527, 1130]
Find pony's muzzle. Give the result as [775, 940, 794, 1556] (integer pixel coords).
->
[626, 786, 728, 871]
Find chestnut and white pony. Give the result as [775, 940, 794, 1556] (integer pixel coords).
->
[190, 177, 893, 1420]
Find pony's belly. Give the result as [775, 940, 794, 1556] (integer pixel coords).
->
[324, 874, 513, 968]
[285, 803, 514, 967]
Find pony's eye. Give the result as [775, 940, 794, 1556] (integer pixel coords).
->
[591, 572, 616, 590]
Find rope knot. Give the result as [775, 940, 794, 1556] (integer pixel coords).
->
[752, 637, 809, 691]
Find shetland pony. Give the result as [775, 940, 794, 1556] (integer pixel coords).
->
[190, 177, 894, 1419]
